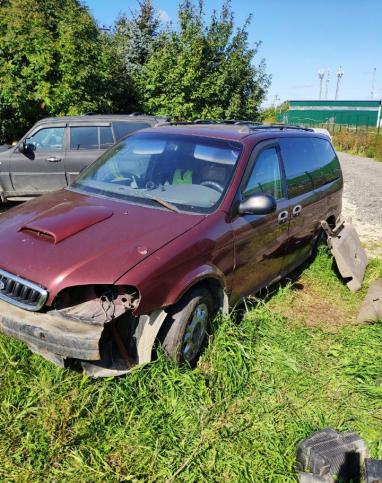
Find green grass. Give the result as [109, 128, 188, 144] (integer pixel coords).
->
[0, 248, 382, 481]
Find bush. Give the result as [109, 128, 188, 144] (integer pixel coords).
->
[332, 130, 382, 161]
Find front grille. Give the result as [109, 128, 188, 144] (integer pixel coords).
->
[0, 269, 48, 311]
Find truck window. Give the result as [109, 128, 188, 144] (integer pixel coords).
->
[100, 126, 114, 149]
[70, 127, 98, 150]
[26, 127, 64, 151]
[112, 122, 151, 142]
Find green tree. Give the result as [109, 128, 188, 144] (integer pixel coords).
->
[261, 101, 289, 123]
[0, 0, 112, 142]
[140, 0, 270, 120]
[108, 0, 160, 113]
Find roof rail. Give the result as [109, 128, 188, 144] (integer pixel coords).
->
[248, 123, 313, 132]
[157, 120, 313, 132]
[164, 119, 261, 127]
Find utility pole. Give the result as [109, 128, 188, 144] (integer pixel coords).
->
[335, 66, 344, 100]
[318, 70, 325, 100]
[273, 95, 280, 109]
[370, 67, 377, 100]
[325, 69, 330, 100]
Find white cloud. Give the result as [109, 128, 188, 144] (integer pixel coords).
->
[158, 9, 171, 23]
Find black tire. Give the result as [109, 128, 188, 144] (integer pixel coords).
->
[160, 287, 214, 365]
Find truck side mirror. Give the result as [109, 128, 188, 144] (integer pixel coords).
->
[21, 141, 35, 155]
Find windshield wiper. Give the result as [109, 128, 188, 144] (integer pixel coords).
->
[144, 194, 179, 213]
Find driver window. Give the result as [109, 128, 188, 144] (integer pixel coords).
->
[26, 127, 65, 151]
[243, 147, 282, 199]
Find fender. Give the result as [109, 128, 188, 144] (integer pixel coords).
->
[128, 263, 227, 316]
[156, 263, 226, 309]
[116, 209, 234, 316]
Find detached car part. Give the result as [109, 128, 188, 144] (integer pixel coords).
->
[297, 428, 369, 482]
[364, 459, 382, 483]
[321, 217, 368, 292]
[358, 278, 382, 324]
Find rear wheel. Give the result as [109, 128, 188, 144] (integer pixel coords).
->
[160, 287, 214, 365]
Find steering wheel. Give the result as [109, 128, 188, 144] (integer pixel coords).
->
[201, 180, 224, 193]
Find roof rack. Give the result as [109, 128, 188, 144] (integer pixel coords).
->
[249, 123, 313, 132]
[159, 120, 313, 132]
[164, 119, 261, 126]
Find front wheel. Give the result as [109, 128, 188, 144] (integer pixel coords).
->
[160, 287, 214, 365]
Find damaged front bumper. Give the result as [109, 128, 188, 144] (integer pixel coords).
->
[0, 296, 168, 377]
[0, 298, 103, 361]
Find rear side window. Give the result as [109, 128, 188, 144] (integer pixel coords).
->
[243, 147, 282, 200]
[100, 126, 114, 149]
[279, 138, 315, 197]
[279, 137, 340, 198]
[310, 138, 341, 188]
[70, 127, 98, 150]
[112, 122, 151, 142]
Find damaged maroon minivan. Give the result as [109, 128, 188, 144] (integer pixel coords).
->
[0, 122, 342, 376]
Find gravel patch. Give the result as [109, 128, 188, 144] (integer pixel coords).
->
[338, 152, 382, 258]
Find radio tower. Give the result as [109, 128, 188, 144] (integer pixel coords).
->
[318, 70, 325, 99]
[325, 69, 330, 99]
[335, 66, 344, 100]
[371, 67, 377, 99]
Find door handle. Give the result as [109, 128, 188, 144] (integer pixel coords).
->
[277, 210, 289, 224]
[292, 205, 302, 217]
[46, 156, 62, 162]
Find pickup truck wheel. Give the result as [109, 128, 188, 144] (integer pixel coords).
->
[161, 287, 214, 365]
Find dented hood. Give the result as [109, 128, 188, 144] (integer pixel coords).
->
[0, 190, 205, 304]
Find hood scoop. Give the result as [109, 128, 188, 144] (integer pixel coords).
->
[18, 202, 113, 244]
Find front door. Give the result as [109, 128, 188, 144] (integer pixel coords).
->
[9, 125, 67, 194]
[230, 141, 290, 300]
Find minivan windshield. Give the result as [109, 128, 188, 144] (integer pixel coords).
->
[72, 132, 242, 213]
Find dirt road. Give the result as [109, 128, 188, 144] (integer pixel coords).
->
[338, 152, 382, 258]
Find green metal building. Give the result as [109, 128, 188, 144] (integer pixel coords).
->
[280, 100, 382, 127]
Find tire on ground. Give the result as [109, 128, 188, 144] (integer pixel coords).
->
[159, 287, 214, 365]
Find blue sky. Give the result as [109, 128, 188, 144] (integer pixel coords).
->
[85, 0, 382, 106]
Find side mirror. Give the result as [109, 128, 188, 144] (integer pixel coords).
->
[238, 193, 277, 216]
[21, 141, 35, 155]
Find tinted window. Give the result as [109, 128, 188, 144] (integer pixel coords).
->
[243, 147, 282, 200]
[279, 138, 315, 197]
[310, 138, 341, 188]
[113, 122, 151, 142]
[27, 127, 64, 151]
[70, 127, 98, 150]
[279, 137, 341, 197]
[100, 126, 114, 149]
